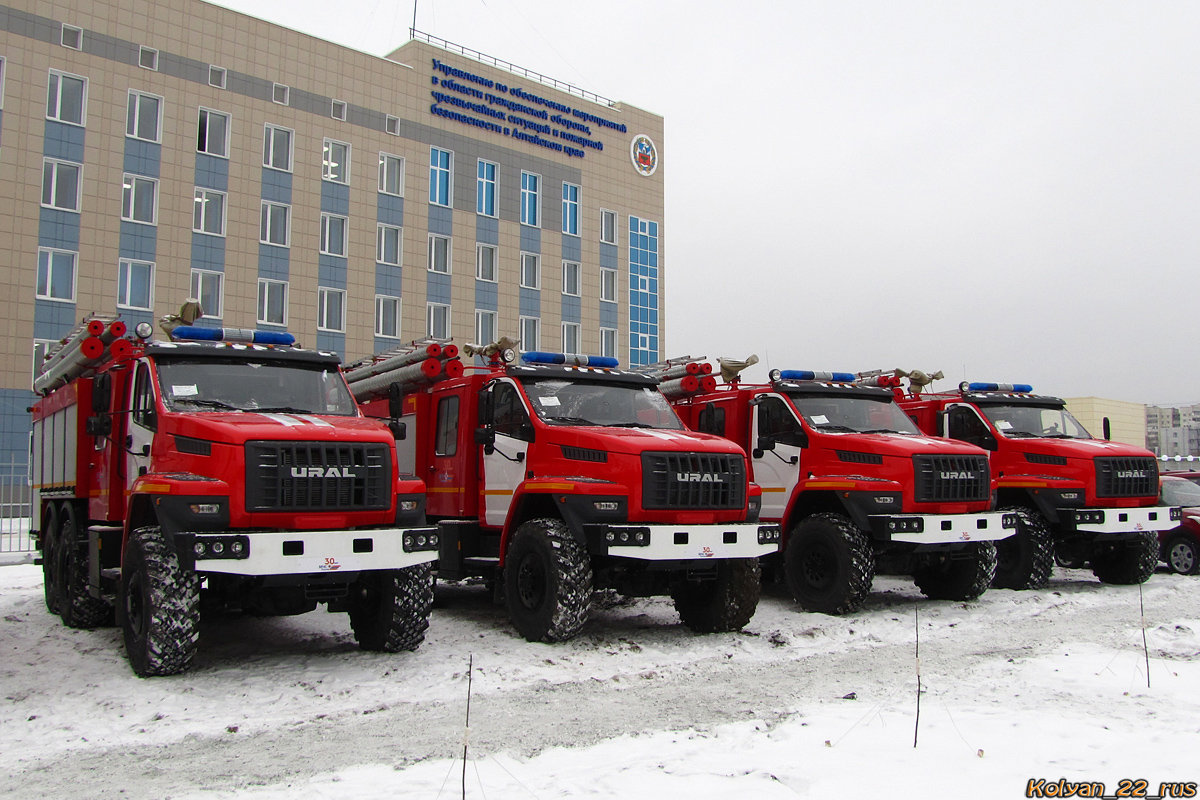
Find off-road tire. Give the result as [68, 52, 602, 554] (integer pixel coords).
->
[1164, 534, 1200, 576]
[40, 503, 60, 615]
[349, 564, 435, 652]
[504, 518, 592, 642]
[119, 526, 200, 677]
[670, 558, 761, 633]
[56, 502, 112, 629]
[993, 506, 1053, 590]
[912, 542, 998, 601]
[784, 512, 875, 615]
[1091, 531, 1158, 585]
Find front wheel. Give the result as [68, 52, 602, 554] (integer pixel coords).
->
[1164, 534, 1200, 576]
[349, 564, 435, 652]
[993, 507, 1053, 590]
[784, 513, 875, 615]
[912, 542, 997, 601]
[1091, 531, 1158, 585]
[504, 518, 592, 642]
[670, 558, 761, 633]
[119, 527, 200, 677]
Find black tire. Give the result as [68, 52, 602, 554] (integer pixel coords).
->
[504, 518, 592, 642]
[784, 512, 875, 615]
[56, 502, 111, 629]
[912, 542, 998, 601]
[1164, 534, 1200, 576]
[349, 564, 435, 652]
[993, 507, 1053, 590]
[670, 558, 761, 633]
[119, 526, 200, 677]
[1091, 531, 1158, 585]
[40, 503, 60, 615]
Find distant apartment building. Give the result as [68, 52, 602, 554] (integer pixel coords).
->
[1146, 403, 1200, 457]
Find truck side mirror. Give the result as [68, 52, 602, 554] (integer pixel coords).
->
[474, 426, 496, 450]
[388, 383, 403, 420]
[85, 415, 112, 437]
[92, 373, 111, 413]
[477, 388, 494, 426]
[753, 435, 775, 458]
[980, 434, 998, 451]
[389, 420, 406, 440]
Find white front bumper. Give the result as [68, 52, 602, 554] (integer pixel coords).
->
[1070, 506, 1181, 534]
[871, 511, 1017, 545]
[600, 523, 781, 561]
[193, 527, 439, 576]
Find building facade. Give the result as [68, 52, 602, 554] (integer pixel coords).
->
[1061, 397, 1146, 449]
[1145, 403, 1200, 457]
[0, 0, 665, 460]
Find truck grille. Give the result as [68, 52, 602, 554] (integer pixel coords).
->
[912, 455, 990, 503]
[642, 452, 745, 510]
[245, 442, 391, 511]
[1095, 457, 1157, 498]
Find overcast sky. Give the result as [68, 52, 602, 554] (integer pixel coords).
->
[214, 0, 1200, 405]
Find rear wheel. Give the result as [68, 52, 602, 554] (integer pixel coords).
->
[1164, 535, 1200, 576]
[784, 513, 875, 615]
[56, 502, 111, 629]
[913, 542, 997, 601]
[504, 518, 592, 642]
[993, 507, 1053, 590]
[1091, 531, 1158, 585]
[40, 503, 61, 615]
[119, 527, 200, 677]
[671, 558, 761, 633]
[349, 564, 435, 652]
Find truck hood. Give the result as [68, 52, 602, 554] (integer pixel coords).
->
[166, 412, 393, 445]
[1006, 437, 1156, 460]
[832, 433, 990, 459]
[542, 426, 744, 457]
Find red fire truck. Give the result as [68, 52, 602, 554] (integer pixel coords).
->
[350, 347, 780, 642]
[898, 381, 1180, 588]
[31, 316, 439, 676]
[668, 367, 1016, 615]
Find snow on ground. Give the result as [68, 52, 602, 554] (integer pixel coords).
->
[2, 563, 1199, 799]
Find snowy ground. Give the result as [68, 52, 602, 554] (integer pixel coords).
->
[1, 564, 1198, 799]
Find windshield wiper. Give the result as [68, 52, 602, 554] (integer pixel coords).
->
[1041, 433, 1084, 440]
[1001, 430, 1039, 438]
[860, 428, 899, 434]
[172, 398, 242, 411]
[813, 424, 857, 433]
[252, 406, 316, 414]
[544, 416, 601, 426]
[609, 422, 654, 428]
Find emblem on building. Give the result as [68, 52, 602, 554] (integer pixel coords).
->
[630, 134, 658, 176]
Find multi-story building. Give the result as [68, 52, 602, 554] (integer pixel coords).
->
[0, 0, 665, 461]
[1145, 403, 1200, 457]
[1061, 396, 1146, 449]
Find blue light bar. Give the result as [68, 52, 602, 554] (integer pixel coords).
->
[521, 352, 619, 368]
[779, 370, 856, 382]
[170, 326, 296, 346]
[967, 382, 1032, 393]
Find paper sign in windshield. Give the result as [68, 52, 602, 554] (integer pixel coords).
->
[172, 385, 199, 397]
[538, 396, 561, 407]
[995, 420, 1013, 430]
[811, 414, 829, 424]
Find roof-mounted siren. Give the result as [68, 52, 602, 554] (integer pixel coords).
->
[772, 370, 856, 383]
[964, 382, 1033, 394]
[895, 368, 944, 396]
[521, 351, 619, 368]
[169, 326, 296, 346]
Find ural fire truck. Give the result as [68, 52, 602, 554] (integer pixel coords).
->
[898, 381, 1180, 588]
[349, 346, 780, 642]
[31, 316, 439, 676]
[668, 365, 1016, 615]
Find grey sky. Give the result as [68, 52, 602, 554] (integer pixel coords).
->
[214, 0, 1200, 405]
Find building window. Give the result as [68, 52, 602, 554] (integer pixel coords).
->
[520, 171, 540, 227]
[193, 188, 226, 236]
[379, 153, 404, 196]
[191, 269, 223, 318]
[208, 65, 226, 89]
[385, 115, 400, 135]
[32, 339, 53, 382]
[138, 46, 158, 70]
[272, 83, 289, 105]
[36, 248, 77, 302]
[320, 213, 348, 256]
[428, 234, 450, 274]
[377, 224, 402, 265]
[427, 302, 450, 339]
[476, 244, 497, 282]
[331, 99, 347, 120]
[429, 147, 452, 206]
[375, 295, 400, 338]
[600, 267, 617, 302]
[61, 24, 82, 50]
[600, 327, 617, 359]
[197, 108, 230, 157]
[318, 287, 346, 332]
[260, 201, 290, 246]
[323, 139, 350, 184]
[520, 252, 540, 289]
[118, 259, 154, 310]
[126, 91, 162, 142]
[41, 159, 81, 211]
[477, 160, 497, 217]
[258, 279, 288, 325]
[263, 124, 293, 171]
[562, 322, 581, 354]
[519, 316, 539, 352]
[122, 174, 158, 224]
[562, 182, 580, 236]
[475, 309, 497, 347]
[47, 70, 86, 126]
[600, 209, 617, 244]
[562, 261, 580, 297]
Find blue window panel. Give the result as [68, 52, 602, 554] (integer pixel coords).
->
[316, 331, 345, 357]
[321, 181, 350, 215]
[44, 120, 85, 163]
[561, 235, 581, 263]
[261, 168, 292, 204]
[195, 153, 229, 192]
[123, 139, 161, 178]
[648, 308, 658, 323]
[649, 221, 658, 238]
[477, 160, 496, 216]
[429, 147, 452, 205]
[475, 279, 498, 312]
[191, 235, 225, 270]
[599, 243, 618, 270]
[318, 255, 348, 290]
[38, 208, 80, 249]
[476, 215, 499, 246]
[375, 336, 397, 354]
[561, 293, 581, 324]
[519, 287, 540, 318]
[121, 308, 154, 333]
[119, 222, 157, 261]
[34, 299, 76, 340]
[649, 336, 658, 352]
[519, 225, 540, 254]
[377, 193, 404, 226]
[429, 205, 453, 237]
[599, 301, 618, 329]
[258, 243, 289, 281]
[0, 389, 37, 462]
[376, 263, 403, 297]
[427, 271, 452, 304]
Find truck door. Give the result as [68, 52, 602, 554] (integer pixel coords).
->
[752, 395, 804, 520]
[125, 360, 156, 487]
[481, 379, 532, 528]
[944, 404, 997, 450]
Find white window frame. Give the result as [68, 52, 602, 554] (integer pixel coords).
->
[323, 138, 350, 184]
[117, 259, 155, 311]
[61, 24, 82, 50]
[475, 309, 497, 347]
[331, 99, 347, 120]
[519, 316, 540, 352]
[260, 201, 290, 247]
[428, 234, 451, 274]
[122, 173, 158, 225]
[427, 302, 451, 339]
[46, 69, 87, 126]
[190, 268, 224, 318]
[562, 321, 581, 355]
[600, 267, 618, 303]
[477, 159, 498, 218]
[377, 223, 402, 266]
[139, 46, 158, 70]
[385, 115, 400, 136]
[32, 339, 54, 383]
[208, 65, 226, 89]
[319, 213, 348, 256]
[476, 243, 497, 282]
[0, 58, 6, 110]
[520, 171, 541, 227]
[375, 295, 400, 338]
[562, 182, 580, 236]
[41, 158, 82, 212]
[272, 83, 289, 105]
[197, 107, 230, 158]
[36, 248, 77, 302]
[192, 188, 227, 236]
[600, 327, 617, 359]
[429, 146, 453, 207]
[317, 287, 346, 333]
[257, 278, 288, 325]
[263, 123, 294, 172]
[126, 90, 162, 142]
[379, 153, 404, 196]
[600, 208, 618, 245]
[519, 252, 540, 290]
[562, 260, 581, 297]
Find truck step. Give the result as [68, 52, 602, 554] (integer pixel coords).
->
[461, 556, 499, 568]
[100, 568, 121, 581]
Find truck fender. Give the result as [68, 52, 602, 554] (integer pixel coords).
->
[997, 487, 1062, 525]
[497, 489, 575, 566]
[782, 490, 866, 540]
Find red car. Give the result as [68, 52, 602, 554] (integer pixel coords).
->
[1159, 475, 1200, 574]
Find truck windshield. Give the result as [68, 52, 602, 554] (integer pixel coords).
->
[977, 404, 1091, 439]
[155, 358, 357, 416]
[785, 392, 922, 434]
[519, 378, 684, 430]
